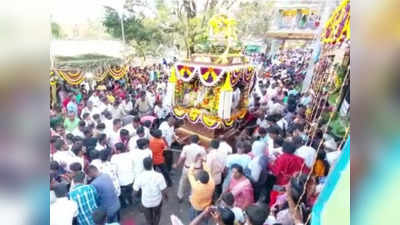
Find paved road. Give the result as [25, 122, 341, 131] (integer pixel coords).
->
[120, 168, 192, 225]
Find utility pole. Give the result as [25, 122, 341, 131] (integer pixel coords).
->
[120, 9, 126, 44]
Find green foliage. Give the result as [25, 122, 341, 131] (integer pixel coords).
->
[51, 22, 64, 39]
[103, 6, 167, 60]
[102, 0, 274, 59]
[329, 114, 349, 138]
[55, 54, 122, 70]
[235, 1, 273, 39]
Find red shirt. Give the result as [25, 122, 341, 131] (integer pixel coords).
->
[270, 153, 309, 185]
[62, 97, 71, 109]
[149, 137, 167, 165]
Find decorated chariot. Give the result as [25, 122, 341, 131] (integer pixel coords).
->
[166, 15, 257, 145]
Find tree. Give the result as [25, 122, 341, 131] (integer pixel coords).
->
[51, 22, 64, 39]
[103, 0, 274, 60]
[235, 1, 274, 40]
[103, 6, 164, 61]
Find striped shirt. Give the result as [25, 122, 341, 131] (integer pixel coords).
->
[69, 184, 98, 225]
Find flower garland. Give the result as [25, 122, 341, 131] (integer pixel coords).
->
[242, 66, 255, 83]
[49, 71, 57, 86]
[201, 114, 221, 129]
[172, 106, 247, 129]
[281, 9, 297, 17]
[231, 69, 243, 86]
[199, 67, 224, 87]
[187, 108, 202, 124]
[52, 64, 133, 85]
[172, 106, 186, 119]
[222, 118, 235, 127]
[107, 65, 128, 80]
[56, 69, 85, 85]
[321, 0, 350, 44]
[94, 66, 109, 82]
[176, 65, 197, 82]
[172, 64, 253, 87]
[247, 73, 257, 96]
[175, 80, 184, 102]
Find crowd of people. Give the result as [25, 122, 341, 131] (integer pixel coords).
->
[50, 55, 342, 225]
[249, 48, 313, 85]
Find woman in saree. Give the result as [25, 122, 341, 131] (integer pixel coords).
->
[226, 164, 254, 210]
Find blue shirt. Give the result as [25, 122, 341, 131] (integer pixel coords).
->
[69, 184, 98, 225]
[91, 173, 121, 216]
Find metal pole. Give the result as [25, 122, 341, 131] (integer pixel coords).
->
[120, 12, 125, 44]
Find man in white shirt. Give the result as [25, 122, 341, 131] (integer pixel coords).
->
[132, 138, 153, 176]
[111, 142, 135, 208]
[206, 139, 226, 199]
[173, 135, 206, 202]
[300, 91, 313, 107]
[266, 82, 279, 99]
[110, 100, 124, 120]
[102, 111, 114, 131]
[80, 101, 99, 119]
[123, 116, 141, 138]
[142, 120, 152, 139]
[159, 118, 176, 172]
[71, 121, 86, 138]
[217, 136, 233, 157]
[108, 118, 122, 149]
[135, 94, 152, 117]
[121, 97, 133, 115]
[250, 127, 268, 157]
[219, 192, 245, 225]
[295, 144, 316, 168]
[88, 93, 101, 107]
[159, 118, 176, 148]
[134, 157, 168, 225]
[326, 149, 341, 168]
[69, 144, 85, 169]
[268, 97, 285, 115]
[128, 126, 147, 151]
[95, 133, 108, 152]
[50, 183, 78, 225]
[52, 139, 77, 172]
[154, 102, 169, 121]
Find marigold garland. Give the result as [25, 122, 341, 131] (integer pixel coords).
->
[201, 114, 221, 129]
[107, 65, 127, 80]
[56, 69, 85, 85]
[321, 0, 350, 44]
[176, 65, 197, 82]
[188, 108, 201, 123]
[94, 66, 109, 82]
[172, 106, 247, 129]
[231, 69, 242, 86]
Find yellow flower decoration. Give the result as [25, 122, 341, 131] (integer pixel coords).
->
[202, 68, 218, 82]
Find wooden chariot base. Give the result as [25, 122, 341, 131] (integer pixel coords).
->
[175, 118, 237, 148]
